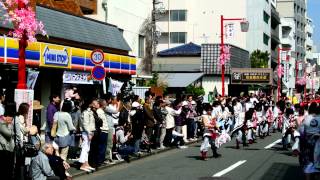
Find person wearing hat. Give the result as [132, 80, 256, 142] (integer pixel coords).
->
[33, 100, 44, 133]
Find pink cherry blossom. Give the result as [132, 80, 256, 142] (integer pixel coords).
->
[296, 77, 306, 85]
[1, 0, 47, 42]
[219, 45, 231, 65]
[277, 65, 284, 78]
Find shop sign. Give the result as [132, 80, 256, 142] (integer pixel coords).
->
[14, 89, 34, 128]
[41, 44, 71, 68]
[231, 68, 272, 84]
[63, 71, 93, 84]
[241, 72, 270, 82]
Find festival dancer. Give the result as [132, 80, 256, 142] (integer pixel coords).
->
[265, 102, 274, 136]
[247, 108, 257, 144]
[282, 108, 295, 150]
[200, 105, 221, 160]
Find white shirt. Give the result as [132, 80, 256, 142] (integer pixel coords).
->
[165, 106, 181, 129]
[250, 97, 259, 104]
[0, 103, 4, 116]
[97, 108, 109, 132]
[245, 102, 253, 112]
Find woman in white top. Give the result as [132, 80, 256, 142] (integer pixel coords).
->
[52, 100, 76, 161]
[163, 100, 181, 147]
[79, 102, 96, 172]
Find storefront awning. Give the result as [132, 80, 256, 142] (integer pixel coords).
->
[158, 73, 203, 87]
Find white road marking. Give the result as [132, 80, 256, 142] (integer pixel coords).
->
[212, 160, 247, 177]
[264, 139, 282, 149]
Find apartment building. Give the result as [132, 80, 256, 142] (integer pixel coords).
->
[306, 17, 314, 62]
[156, 0, 280, 65]
[277, 0, 307, 93]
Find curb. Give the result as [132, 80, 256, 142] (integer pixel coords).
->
[71, 139, 201, 178]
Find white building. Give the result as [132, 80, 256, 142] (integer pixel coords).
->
[277, 0, 307, 94]
[85, 0, 153, 75]
[156, 0, 279, 54]
[156, 0, 279, 96]
[306, 17, 314, 61]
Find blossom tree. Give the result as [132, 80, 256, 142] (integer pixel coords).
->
[0, 0, 46, 42]
[0, 0, 47, 89]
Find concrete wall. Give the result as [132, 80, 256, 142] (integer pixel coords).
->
[153, 56, 201, 72]
[202, 75, 230, 99]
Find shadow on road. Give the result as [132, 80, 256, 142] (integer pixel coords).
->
[224, 146, 261, 151]
[186, 155, 203, 160]
[259, 162, 304, 180]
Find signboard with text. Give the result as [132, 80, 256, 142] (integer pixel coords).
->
[231, 68, 272, 85]
[63, 71, 94, 84]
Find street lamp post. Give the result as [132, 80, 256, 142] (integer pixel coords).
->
[277, 47, 291, 101]
[16, 0, 28, 89]
[220, 15, 247, 97]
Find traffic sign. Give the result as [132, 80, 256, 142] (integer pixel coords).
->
[91, 66, 106, 81]
[90, 49, 104, 65]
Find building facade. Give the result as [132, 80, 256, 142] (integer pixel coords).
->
[156, 0, 280, 62]
[84, 0, 153, 75]
[306, 17, 314, 62]
[277, 0, 307, 91]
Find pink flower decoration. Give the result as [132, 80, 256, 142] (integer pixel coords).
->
[277, 65, 284, 78]
[296, 77, 306, 85]
[1, 0, 47, 42]
[219, 45, 231, 65]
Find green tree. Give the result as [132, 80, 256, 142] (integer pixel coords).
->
[146, 72, 159, 86]
[185, 85, 205, 97]
[250, 50, 270, 68]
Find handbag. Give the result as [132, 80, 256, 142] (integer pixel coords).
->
[51, 113, 59, 137]
[23, 141, 38, 157]
[23, 135, 40, 157]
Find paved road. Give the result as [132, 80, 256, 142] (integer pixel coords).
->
[76, 133, 304, 180]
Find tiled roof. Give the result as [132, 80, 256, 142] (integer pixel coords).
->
[0, 5, 131, 52]
[157, 42, 201, 57]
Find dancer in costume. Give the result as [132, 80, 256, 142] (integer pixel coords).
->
[200, 105, 221, 160]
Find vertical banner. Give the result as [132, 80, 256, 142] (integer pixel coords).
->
[225, 23, 235, 39]
[282, 62, 290, 83]
[27, 70, 40, 89]
[14, 89, 34, 128]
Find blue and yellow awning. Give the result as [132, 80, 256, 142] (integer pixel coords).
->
[0, 36, 136, 75]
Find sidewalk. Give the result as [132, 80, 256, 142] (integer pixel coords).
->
[68, 139, 201, 178]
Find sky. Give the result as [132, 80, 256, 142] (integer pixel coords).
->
[308, 0, 320, 51]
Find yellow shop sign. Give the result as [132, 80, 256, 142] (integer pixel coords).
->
[40, 43, 71, 68]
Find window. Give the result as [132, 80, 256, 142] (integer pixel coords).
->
[263, 33, 269, 45]
[170, 10, 187, 21]
[158, 32, 169, 44]
[138, 35, 145, 58]
[263, 11, 270, 24]
[170, 32, 187, 43]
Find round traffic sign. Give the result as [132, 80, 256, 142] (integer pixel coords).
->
[90, 49, 104, 65]
[91, 66, 106, 81]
